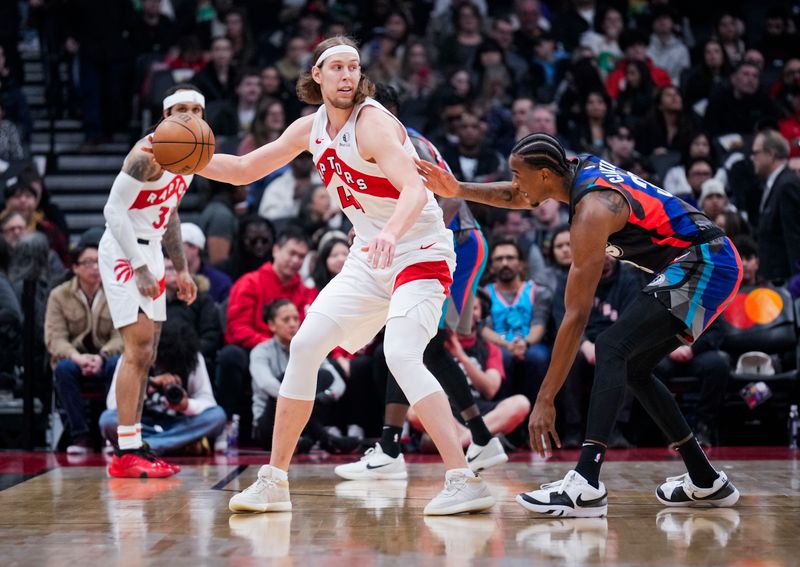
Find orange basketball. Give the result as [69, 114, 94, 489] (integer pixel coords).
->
[151, 113, 215, 175]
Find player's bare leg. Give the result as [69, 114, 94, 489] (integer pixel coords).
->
[269, 396, 314, 472]
[108, 314, 175, 478]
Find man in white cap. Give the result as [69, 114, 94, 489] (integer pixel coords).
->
[698, 178, 732, 219]
[180, 222, 232, 303]
[98, 84, 202, 478]
[201, 35, 495, 516]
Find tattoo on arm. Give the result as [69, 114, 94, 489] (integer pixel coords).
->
[594, 190, 627, 216]
[123, 151, 161, 182]
[460, 182, 527, 208]
[163, 209, 187, 271]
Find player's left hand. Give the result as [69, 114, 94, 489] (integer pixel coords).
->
[529, 398, 561, 458]
[363, 230, 397, 269]
[176, 269, 197, 305]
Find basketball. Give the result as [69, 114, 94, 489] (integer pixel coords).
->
[151, 113, 215, 175]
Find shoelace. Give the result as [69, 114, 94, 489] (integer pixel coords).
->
[360, 446, 377, 461]
[665, 473, 690, 484]
[244, 475, 279, 495]
[440, 474, 468, 496]
[557, 472, 578, 495]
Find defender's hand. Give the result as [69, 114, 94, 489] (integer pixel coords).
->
[134, 266, 160, 298]
[416, 158, 460, 198]
[176, 269, 197, 305]
[529, 398, 561, 458]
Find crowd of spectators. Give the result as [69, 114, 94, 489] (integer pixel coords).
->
[0, 0, 799, 454]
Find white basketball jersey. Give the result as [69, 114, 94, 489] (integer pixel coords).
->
[309, 98, 450, 248]
[116, 171, 193, 240]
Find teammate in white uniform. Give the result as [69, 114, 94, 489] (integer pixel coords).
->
[99, 84, 200, 479]
[201, 36, 495, 516]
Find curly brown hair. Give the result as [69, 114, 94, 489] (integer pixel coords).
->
[296, 35, 376, 105]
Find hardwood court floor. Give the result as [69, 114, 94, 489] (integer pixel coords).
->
[0, 449, 798, 565]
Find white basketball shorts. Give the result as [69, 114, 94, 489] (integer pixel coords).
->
[308, 235, 456, 354]
[99, 229, 166, 329]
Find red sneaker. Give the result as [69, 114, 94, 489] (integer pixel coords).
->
[108, 451, 177, 478]
[140, 442, 181, 474]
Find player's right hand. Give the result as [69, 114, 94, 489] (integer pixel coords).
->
[134, 266, 161, 298]
[416, 158, 459, 198]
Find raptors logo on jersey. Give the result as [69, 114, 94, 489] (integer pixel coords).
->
[129, 175, 188, 210]
[308, 97, 450, 247]
[122, 171, 194, 240]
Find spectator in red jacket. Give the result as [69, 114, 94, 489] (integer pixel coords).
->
[216, 226, 318, 426]
[606, 29, 671, 100]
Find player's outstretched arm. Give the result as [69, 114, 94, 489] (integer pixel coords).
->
[199, 115, 314, 186]
[416, 159, 531, 209]
[528, 190, 629, 457]
[357, 108, 429, 268]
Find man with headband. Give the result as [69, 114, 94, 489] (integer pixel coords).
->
[98, 84, 200, 478]
[202, 36, 496, 516]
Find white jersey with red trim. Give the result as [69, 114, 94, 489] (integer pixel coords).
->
[308, 98, 451, 251]
[111, 171, 193, 240]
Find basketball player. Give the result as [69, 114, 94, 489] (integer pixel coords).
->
[201, 36, 495, 516]
[99, 84, 201, 478]
[335, 85, 507, 481]
[418, 133, 742, 517]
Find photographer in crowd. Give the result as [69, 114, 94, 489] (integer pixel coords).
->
[99, 323, 226, 455]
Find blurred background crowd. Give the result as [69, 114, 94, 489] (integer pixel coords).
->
[0, 0, 798, 456]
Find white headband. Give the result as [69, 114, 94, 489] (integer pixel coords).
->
[163, 90, 206, 111]
[315, 45, 360, 67]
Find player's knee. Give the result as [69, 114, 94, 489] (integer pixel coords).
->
[383, 340, 418, 377]
[124, 342, 154, 368]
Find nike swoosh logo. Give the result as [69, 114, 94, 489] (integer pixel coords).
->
[365, 462, 391, 470]
[467, 453, 480, 462]
[576, 491, 608, 507]
[420, 242, 435, 250]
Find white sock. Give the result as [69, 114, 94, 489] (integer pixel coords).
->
[268, 465, 288, 481]
[118, 424, 142, 451]
[446, 467, 476, 480]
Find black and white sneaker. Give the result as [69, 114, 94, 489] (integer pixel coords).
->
[656, 470, 739, 507]
[516, 470, 608, 518]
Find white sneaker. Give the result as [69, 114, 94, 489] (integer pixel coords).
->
[516, 470, 608, 518]
[334, 443, 408, 480]
[229, 465, 292, 513]
[423, 470, 495, 515]
[346, 424, 365, 439]
[466, 437, 508, 472]
[656, 470, 739, 507]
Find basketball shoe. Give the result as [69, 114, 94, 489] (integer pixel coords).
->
[334, 443, 408, 480]
[107, 449, 177, 478]
[229, 465, 292, 513]
[516, 470, 608, 518]
[141, 442, 181, 474]
[423, 470, 495, 515]
[656, 470, 740, 507]
[466, 437, 508, 472]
